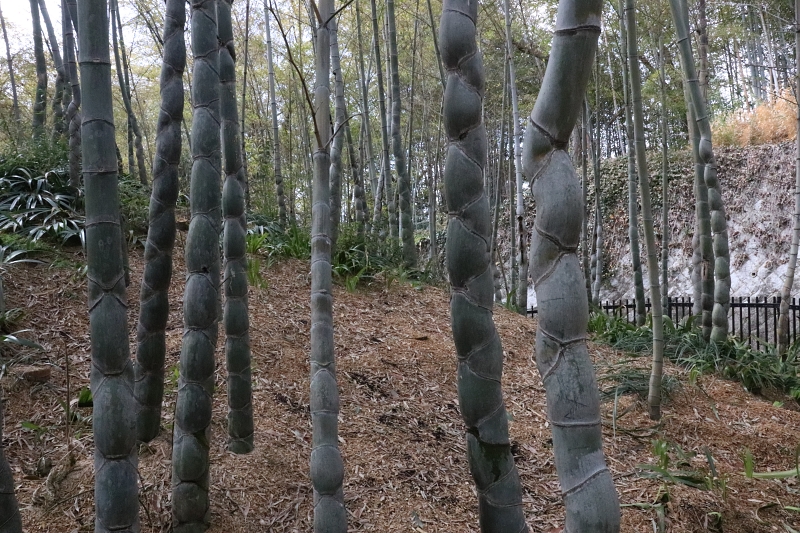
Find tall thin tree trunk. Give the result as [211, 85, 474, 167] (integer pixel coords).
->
[38, 0, 67, 140]
[387, 0, 417, 266]
[591, 78, 603, 306]
[264, 0, 285, 227]
[370, 0, 392, 236]
[659, 36, 669, 315]
[619, 0, 645, 326]
[310, 0, 347, 530]
[626, 0, 665, 421]
[0, 3, 18, 123]
[522, 0, 621, 527]
[171, 0, 220, 527]
[355, 0, 377, 206]
[777, 0, 800, 357]
[581, 106, 591, 301]
[330, 15, 345, 253]
[671, 0, 730, 342]
[31, 0, 47, 138]
[78, 0, 139, 530]
[65, 0, 81, 188]
[698, 0, 708, 102]
[492, 63, 509, 304]
[111, 0, 147, 185]
[0, 392, 22, 532]
[134, 0, 185, 444]
[503, 0, 526, 314]
[219, 0, 253, 455]
[426, 0, 445, 89]
[440, 0, 527, 529]
[240, 0, 250, 210]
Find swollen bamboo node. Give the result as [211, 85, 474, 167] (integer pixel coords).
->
[441, 0, 528, 530]
[134, 0, 185, 444]
[522, 0, 620, 529]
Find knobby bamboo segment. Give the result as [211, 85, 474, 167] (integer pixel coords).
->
[778, 0, 800, 356]
[0, 394, 23, 533]
[441, 0, 527, 530]
[264, 0, 285, 227]
[78, 0, 139, 530]
[370, 0, 393, 236]
[65, 0, 82, 188]
[670, 0, 730, 342]
[31, 0, 47, 137]
[219, 0, 253, 454]
[0, 3, 19, 122]
[310, 0, 346, 530]
[345, 111, 367, 234]
[387, 0, 416, 267]
[618, 0, 644, 326]
[330, 15, 345, 253]
[134, 0, 185, 443]
[625, 0, 664, 421]
[171, 0, 220, 529]
[522, 0, 620, 529]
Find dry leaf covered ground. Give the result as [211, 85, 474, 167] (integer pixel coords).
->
[1, 246, 799, 532]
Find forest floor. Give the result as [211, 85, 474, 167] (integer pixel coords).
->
[1, 244, 799, 533]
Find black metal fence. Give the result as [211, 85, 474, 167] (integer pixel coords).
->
[529, 296, 800, 350]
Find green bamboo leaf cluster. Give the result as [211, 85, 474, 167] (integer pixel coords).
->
[522, 0, 620, 529]
[219, 0, 253, 455]
[78, 0, 139, 530]
[134, 0, 185, 444]
[441, 0, 527, 530]
[171, 0, 221, 528]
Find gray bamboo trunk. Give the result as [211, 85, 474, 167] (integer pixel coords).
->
[171, 0, 221, 528]
[264, 0, 285, 227]
[31, 0, 47, 138]
[521, 0, 621, 528]
[78, 0, 139, 530]
[503, 0, 526, 314]
[370, 0, 393, 236]
[111, 0, 147, 186]
[591, 95, 603, 306]
[240, 0, 250, 211]
[0, 393, 22, 533]
[134, 0, 185, 444]
[219, 0, 253, 455]
[619, 1, 645, 326]
[659, 38, 669, 315]
[355, 0, 378, 202]
[670, 0, 730, 342]
[0, 3, 18, 122]
[310, 0, 347, 530]
[65, 0, 81, 188]
[345, 113, 367, 234]
[777, 0, 800, 357]
[625, 0, 665, 421]
[387, 0, 416, 267]
[38, 0, 67, 140]
[440, 0, 527, 529]
[581, 108, 591, 301]
[330, 15, 345, 253]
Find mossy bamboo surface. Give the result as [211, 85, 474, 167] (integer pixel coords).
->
[441, 0, 527, 530]
[134, 0, 185, 444]
[219, 0, 253, 454]
[521, 0, 620, 528]
[78, 0, 139, 530]
[170, 0, 220, 529]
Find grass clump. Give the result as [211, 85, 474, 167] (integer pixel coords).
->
[589, 311, 800, 400]
[712, 91, 796, 147]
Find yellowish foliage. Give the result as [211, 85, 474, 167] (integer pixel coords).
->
[712, 91, 797, 147]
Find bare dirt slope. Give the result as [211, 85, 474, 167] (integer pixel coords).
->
[1, 246, 799, 532]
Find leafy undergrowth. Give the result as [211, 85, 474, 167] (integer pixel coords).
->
[0, 246, 798, 532]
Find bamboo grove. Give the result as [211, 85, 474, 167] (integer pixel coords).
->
[0, 0, 798, 531]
